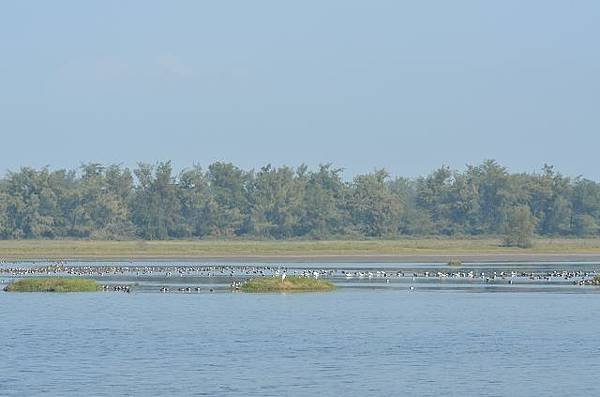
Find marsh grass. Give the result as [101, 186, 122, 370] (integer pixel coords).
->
[5, 278, 99, 292]
[241, 276, 335, 293]
[2, 238, 600, 260]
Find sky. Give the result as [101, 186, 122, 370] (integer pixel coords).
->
[1, 1, 599, 179]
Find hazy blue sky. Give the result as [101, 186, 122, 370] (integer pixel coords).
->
[1, 1, 599, 179]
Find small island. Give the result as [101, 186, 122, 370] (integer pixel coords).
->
[241, 276, 335, 293]
[4, 278, 99, 292]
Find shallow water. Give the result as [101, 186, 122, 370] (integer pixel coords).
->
[3, 260, 600, 292]
[2, 262, 600, 396]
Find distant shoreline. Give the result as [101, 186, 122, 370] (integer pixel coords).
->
[7, 254, 600, 263]
[3, 239, 600, 263]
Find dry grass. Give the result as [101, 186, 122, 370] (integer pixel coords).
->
[1, 238, 600, 261]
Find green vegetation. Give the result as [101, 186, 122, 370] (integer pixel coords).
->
[0, 161, 600, 242]
[241, 276, 335, 292]
[5, 277, 99, 292]
[503, 206, 536, 248]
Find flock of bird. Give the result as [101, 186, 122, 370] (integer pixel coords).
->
[101, 284, 131, 293]
[341, 269, 596, 282]
[1, 259, 599, 293]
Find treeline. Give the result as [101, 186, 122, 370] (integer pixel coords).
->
[0, 160, 599, 241]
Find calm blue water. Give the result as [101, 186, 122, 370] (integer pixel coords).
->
[2, 287, 600, 396]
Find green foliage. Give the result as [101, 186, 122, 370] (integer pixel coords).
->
[5, 277, 99, 292]
[247, 165, 303, 238]
[241, 276, 335, 292]
[503, 206, 536, 248]
[131, 162, 182, 239]
[349, 170, 402, 237]
[0, 160, 599, 240]
[299, 164, 348, 238]
[572, 214, 599, 237]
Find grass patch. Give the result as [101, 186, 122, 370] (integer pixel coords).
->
[4, 277, 99, 292]
[241, 276, 335, 293]
[2, 238, 600, 260]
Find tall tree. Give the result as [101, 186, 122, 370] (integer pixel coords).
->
[130, 162, 181, 239]
[348, 170, 402, 237]
[299, 164, 348, 237]
[177, 165, 212, 237]
[247, 165, 304, 238]
[504, 205, 536, 248]
[0, 160, 599, 240]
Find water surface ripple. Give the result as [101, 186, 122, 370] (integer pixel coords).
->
[1, 262, 600, 396]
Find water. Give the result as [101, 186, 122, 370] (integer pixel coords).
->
[2, 262, 600, 396]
